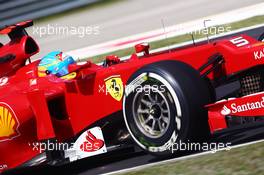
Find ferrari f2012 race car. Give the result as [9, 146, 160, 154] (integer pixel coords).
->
[0, 21, 264, 173]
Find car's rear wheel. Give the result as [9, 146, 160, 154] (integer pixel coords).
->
[258, 32, 264, 42]
[123, 61, 212, 155]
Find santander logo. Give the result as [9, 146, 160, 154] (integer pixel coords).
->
[220, 97, 264, 115]
[73, 127, 107, 159]
[0, 77, 8, 86]
[80, 131, 104, 152]
[221, 105, 231, 115]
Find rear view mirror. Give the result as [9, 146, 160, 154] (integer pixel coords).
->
[135, 43, 150, 56]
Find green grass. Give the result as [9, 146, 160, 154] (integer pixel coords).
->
[119, 142, 264, 175]
[89, 15, 264, 63]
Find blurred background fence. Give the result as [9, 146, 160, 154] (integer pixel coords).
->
[0, 0, 100, 27]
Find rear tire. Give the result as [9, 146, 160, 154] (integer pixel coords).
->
[258, 32, 264, 42]
[123, 61, 212, 155]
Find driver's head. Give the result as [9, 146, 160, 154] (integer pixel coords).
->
[38, 51, 75, 77]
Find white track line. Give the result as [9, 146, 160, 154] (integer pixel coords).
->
[67, 2, 264, 59]
[104, 139, 264, 175]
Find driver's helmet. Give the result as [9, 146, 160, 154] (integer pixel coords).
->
[38, 51, 75, 77]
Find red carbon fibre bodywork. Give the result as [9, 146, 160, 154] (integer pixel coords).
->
[207, 92, 264, 133]
[1, 22, 264, 172]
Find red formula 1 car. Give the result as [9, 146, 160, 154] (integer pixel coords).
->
[1, 21, 264, 173]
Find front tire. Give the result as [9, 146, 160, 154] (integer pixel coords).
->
[123, 61, 212, 155]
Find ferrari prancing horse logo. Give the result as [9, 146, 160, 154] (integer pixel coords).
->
[105, 75, 124, 101]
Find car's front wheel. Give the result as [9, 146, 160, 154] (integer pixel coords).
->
[123, 61, 212, 155]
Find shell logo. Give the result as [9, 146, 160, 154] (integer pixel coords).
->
[0, 103, 20, 142]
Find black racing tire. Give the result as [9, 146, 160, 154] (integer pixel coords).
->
[258, 32, 264, 42]
[123, 60, 212, 155]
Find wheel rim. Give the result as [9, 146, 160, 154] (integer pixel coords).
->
[132, 84, 171, 139]
[123, 72, 182, 151]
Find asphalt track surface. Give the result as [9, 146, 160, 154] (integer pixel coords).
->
[24, 0, 263, 58]
[4, 24, 264, 175]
